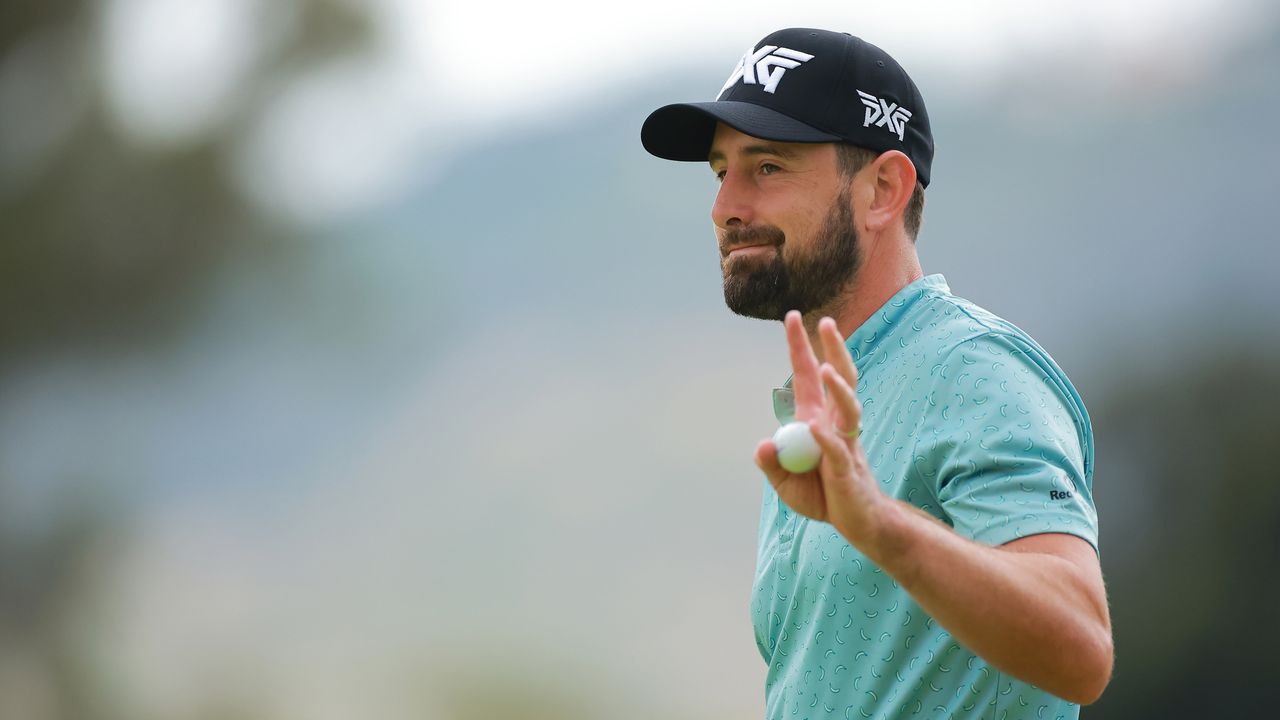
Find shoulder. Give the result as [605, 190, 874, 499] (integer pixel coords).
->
[909, 287, 1078, 397]
[907, 289, 1094, 477]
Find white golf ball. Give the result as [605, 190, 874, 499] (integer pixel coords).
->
[772, 421, 821, 474]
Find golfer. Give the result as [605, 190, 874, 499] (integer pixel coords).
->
[641, 28, 1112, 719]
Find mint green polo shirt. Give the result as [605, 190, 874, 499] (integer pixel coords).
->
[753, 274, 1096, 720]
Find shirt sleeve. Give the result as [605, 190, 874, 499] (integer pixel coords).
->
[909, 331, 1099, 552]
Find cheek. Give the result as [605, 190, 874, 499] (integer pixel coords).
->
[779, 216, 818, 253]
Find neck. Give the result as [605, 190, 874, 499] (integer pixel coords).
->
[802, 244, 923, 364]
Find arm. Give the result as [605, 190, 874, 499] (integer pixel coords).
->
[756, 312, 1113, 705]
[860, 502, 1112, 704]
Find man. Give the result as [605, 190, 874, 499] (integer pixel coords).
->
[640, 28, 1112, 719]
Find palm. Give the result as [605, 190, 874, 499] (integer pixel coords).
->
[772, 463, 834, 523]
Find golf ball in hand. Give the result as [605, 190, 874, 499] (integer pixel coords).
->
[772, 421, 821, 473]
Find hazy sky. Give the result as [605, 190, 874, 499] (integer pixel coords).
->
[402, 0, 1260, 119]
[101, 0, 1276, 219]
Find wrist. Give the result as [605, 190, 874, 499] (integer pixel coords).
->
[839, 496, 918, 574]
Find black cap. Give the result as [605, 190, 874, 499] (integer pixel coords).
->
[641, 28, 934, 187]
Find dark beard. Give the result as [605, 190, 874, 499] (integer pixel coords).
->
[720, 192, 860, 321]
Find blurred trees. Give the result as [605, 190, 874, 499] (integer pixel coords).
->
[1089, 353, 1280, 718]
[0, 0, 375, 363]
[0, 499, 116, 720]
[1, 2, 378, 719]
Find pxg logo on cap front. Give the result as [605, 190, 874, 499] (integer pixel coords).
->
[719, 45, 815, 97]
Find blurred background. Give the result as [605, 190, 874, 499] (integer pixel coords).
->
[2, 0, 1279, 718]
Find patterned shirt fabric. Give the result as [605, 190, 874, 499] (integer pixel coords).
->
[753, 274, 1097, 720]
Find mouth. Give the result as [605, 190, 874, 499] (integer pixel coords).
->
[724, 243, 779, 259]
[720, 224, 786, 259]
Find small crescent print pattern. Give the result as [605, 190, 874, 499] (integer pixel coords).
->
[753, 275, 1095, 720]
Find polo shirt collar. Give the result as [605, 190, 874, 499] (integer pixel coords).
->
[773, 274, 948, 424]
[846, 273, 949, 363]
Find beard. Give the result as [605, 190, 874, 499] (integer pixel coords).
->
[719, 191, 860, 321]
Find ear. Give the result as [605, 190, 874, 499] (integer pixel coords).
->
[861, 150, 917, 236]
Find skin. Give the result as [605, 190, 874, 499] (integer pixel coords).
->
[708, 123, 1114, 705]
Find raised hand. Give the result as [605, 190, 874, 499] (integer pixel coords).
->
[753, 311, 886, 545]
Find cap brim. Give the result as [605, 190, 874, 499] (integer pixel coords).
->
[641, 101, 842, 161]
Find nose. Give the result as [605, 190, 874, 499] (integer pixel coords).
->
[711, 168, 755, 230]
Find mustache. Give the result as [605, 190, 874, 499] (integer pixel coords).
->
[719, 224, 786, 257]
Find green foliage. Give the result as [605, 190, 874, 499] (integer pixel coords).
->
[1089, 355, 1280, 717]
[0, 0, 375, 361]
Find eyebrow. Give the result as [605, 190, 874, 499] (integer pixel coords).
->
[707, 143, 802, 165]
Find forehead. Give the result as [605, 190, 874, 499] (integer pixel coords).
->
[707, 123, 832, 165]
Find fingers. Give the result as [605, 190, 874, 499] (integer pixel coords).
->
[818, 317, 859, 393]
[808, 418, 852, 477]
[821, 363, 862, 444]
[785, 311, 823, 414]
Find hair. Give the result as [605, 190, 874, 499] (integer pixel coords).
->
[834, 144, 925, 242]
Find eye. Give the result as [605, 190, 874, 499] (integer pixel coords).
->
[760, 162, 781, 175]
[713, 168, 727, 182]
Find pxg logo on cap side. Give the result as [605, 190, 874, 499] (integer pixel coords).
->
[857, 90, 912, 141]
[719, 45, 815, 97]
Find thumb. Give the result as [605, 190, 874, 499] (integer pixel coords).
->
[754, 438, 788, 486]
